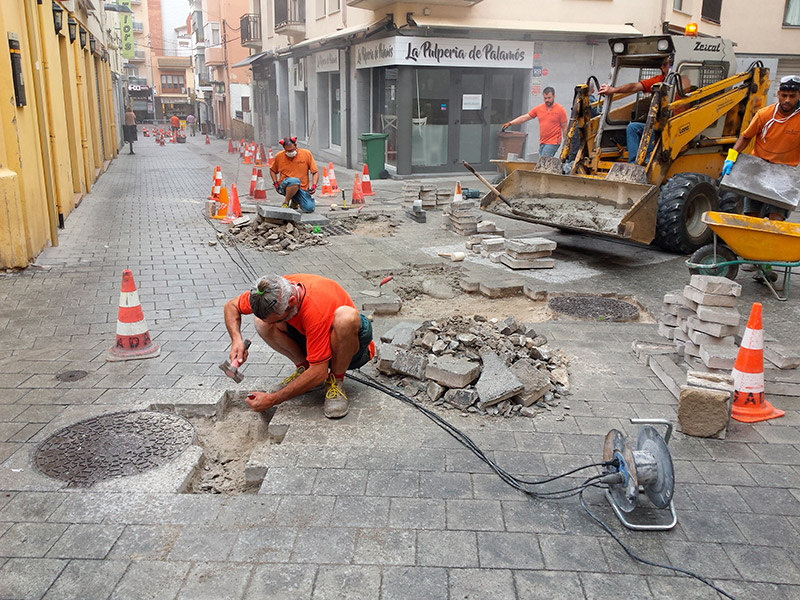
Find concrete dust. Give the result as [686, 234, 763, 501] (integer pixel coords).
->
[187, 404, 267, 495]
[500, 198, 629, 234]
[375, 265, 461, 301]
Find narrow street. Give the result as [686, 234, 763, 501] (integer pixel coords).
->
[0, 134, 798, 600]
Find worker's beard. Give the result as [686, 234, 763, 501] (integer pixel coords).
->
[544, 100, 553, 108]
[778, 100, 800, 116]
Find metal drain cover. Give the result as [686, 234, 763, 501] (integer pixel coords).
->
[548, 295, 639, 322]
[56, 370, 88, 382]
[33, 411, 195, 488]
[320, 224, 351, 236]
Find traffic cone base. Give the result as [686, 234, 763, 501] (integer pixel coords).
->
[730, 302, 784, 423]
[108, 270, 160, 362]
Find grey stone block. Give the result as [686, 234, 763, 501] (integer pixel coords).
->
[684, 340, 701, 358]
[425, 356, 480, 389]
[392, 350, 427, 380]
[426, 381, 445, 401]
[683, 285, 737, 307]
[764, 344, 800, 369]
[663, 290, 683, 304]
[686, 370, 735, 393]
[475, 350, 524, 409]
[510, 358, 550, 406]
[699, 344, 739, 370]
[678, 385, 731, 438]
[662, 302, 679, 315]
[500, 254, 555, 270]
[379, 321, 422, 349]
[256, 205, 302, 223]
[299, 212, 329, 226]
[504, 237, 557, 253]
[362, 297, 402, 315]
[687, 328, 735, 347]
[479, 280, 524, 298]
[690, 274, 742, 296]
[687, 316, 738, 338]
[660, 313, 678, 327]
[649, 355, 685, 399]
[377, 345, 399, 375]
[443, 388, 478, 410]
[658, 322, 675, 340]
[499, 315, 518, 335]
[406, 209, 427, 223]
[504, 248, 553, 260]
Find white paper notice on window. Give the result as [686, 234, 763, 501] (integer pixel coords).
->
[462, 94, 482, 110]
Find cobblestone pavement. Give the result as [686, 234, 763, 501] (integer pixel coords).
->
[0, 135, 798, 599]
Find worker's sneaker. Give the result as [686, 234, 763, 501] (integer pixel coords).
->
[281, 366, 305, 386]
[281, 202, 289, 208]
[324, 374, 349, 419]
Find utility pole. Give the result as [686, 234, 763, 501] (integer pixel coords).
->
[222, 19, 230, 139]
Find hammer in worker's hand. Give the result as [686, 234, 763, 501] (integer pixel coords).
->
[219, 339, 251, 383]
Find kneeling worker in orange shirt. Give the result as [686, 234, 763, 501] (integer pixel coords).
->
[224, 274, 375, 419]
[502, 87, 568, 158]
[269, 136, 319, 212]
[722, 75, 800, 221]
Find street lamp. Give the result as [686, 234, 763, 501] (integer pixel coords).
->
[90, 34, 96, 53]
[67, 17, 77, 43]
[79, 26, 87, 49]
[52, 2, 63, 35]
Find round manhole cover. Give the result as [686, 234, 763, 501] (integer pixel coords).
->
[548, 295, 640, 322]
[56, 370, 88, 382]
[33, 411, 195, 488]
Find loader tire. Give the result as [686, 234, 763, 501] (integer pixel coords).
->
[718, 190, 743, 214]
[655, 173, 718, 254]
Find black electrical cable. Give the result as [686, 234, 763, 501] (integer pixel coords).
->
[579, 489, 738, 600]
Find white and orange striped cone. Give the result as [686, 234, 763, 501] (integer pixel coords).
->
[213, 186, 230, 220]
[361, 163, 375, 196]
[107, 270, 160, 362]
[243, 145, 252, 164]
[267, 147, 275, 167]
[205, 134, 210, 145]
[328, 162, 339, 195]
[254, 145, 264, 167]
[320, 167, 333, 197]
[453, 181, 463, 203]
[352, 174, 364, 204]
[731, 302, 784, 423]
[222, 184, 242, 224]
[253, 169, 267, 201]
[210, 167, 222, 200]
[249, 167, 258, 197]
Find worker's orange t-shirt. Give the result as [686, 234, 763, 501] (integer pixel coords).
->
[236, 274, 374, 366]
[742, 103, 800, 167]
[270, 149, 318, 190]
[527, 103, 568, 145]
[640, 74, 664, 94]
[170, 115, 179, 127]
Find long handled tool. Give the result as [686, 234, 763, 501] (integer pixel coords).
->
[461, 161, 513, 209]
[219, 339, 251, 383]
[361, 275, 393, 298]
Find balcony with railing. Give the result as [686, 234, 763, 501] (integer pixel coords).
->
[274, 0, 305, 36]
[240, 13, 262, 48]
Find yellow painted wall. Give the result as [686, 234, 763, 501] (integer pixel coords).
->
[0, 0, 119, 268]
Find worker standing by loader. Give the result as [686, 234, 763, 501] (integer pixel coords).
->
[722, 75, 800, 222]
[502, 87, 568, 158]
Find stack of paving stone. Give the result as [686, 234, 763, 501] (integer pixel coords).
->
[661, 275, 741, 371]
[500, 237, 557, 270]
[443, 198, 480, 235]
[375, 315, 570, 417]
[436, 188, 453, 207]
[419, 185, 439, 210]
[401, 180, 422, 205]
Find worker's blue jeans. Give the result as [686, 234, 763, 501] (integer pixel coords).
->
[626, 122, 655, 163]
[539, 143, 560, 158]
[279, 177, 315, 212]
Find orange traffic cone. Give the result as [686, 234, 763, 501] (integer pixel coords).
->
[253, 169, 267, 201]
[320, 167, 333, 197]
[228, 139, 235, 153]
[267, 147, 275, 167]
[328, 162, 339, 194]
[361, 163, 375, 196]
[249, 167, 258, 197]
[205, 134, 210, 145]
[143, 128, 149, 137]
[731, 303, 784, 423]
[453, 181, 463, 203]
[255, 145, 264, 167]
[243, 145, 252, 164]
[222, 184, 242, 223]
[107, 270, 160, 362]
[213, 186, 230, 220]
[210, 167, 222, 200]
[352, 174, 364, 204]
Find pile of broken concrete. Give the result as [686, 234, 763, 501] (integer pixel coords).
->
[227, 214, 329, 253]
[374, 315, 569, 417]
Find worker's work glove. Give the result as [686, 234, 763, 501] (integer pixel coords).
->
[721, 148, 738, 176]
[273, 181, 281, 194]
[309, 184, 317, 195]
[501, 122, 511, 131]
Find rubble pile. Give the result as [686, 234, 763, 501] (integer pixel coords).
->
[227, 215, 328, 253]
[375, 315, 570, 417]
[658, 275, 741, 371]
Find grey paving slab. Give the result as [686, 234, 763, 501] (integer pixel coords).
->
[447, 568, 517, 600]
[514, 569, 586, 600]
[388, 498, 445, 530]
[446, 499, 505, 531]
[167, 526, 238, 561]
[539, 533, 610, 571]
[243, 564, 316, 600]
[0, 522, 69, 557]
[725, 544, 800, 585]
[176, 563, 252, 600]
[311, 564, 381, 600]
[417, 530, 478, 567]
[107, 525, 182, 561]
[46, 523, 124, 559]
[352, 528, 415, 565]
[0, 492, 66, 522]
[42, 559, 129, 600]
[290, 526, 357, 564]
[0, 557, 67, 600]
[380, 566, 448, 600]
[580, 572, 654, 599]
[331, 496, 390, 528]
[229, 526, 297, 563]
[109, 560, 191, 600]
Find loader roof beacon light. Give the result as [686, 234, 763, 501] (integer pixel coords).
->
[685, 22, 698, 36]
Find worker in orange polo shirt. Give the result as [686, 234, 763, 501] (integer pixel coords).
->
[502, 87, 568, 158]
[269, 136, 320, 212]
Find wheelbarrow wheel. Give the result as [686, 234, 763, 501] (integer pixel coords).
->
[688, 244, 739, 280]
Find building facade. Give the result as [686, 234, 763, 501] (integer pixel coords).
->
[0, 0, 119, 268]
[238, 0, 800, 175]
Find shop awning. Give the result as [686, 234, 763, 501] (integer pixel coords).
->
[410, 16, 641, 38]
[232, 49, 276, 69]
[283, 16, 393, 54]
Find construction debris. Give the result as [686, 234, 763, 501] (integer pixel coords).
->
[374, 315, 570, 417]
[226, 213, 328, 253]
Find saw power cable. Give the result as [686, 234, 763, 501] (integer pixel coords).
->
[349, 371, 738, 600]
[205, 215, 737, 599]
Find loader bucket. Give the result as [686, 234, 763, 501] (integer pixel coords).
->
[480, 169, 659, 245]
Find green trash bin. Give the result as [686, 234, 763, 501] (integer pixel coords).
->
[360, 133, 388, 179]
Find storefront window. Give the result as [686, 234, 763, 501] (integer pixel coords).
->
[381, 68, 397, 167]
[412, 68, 449, 167]
[330, 72, 341, 147]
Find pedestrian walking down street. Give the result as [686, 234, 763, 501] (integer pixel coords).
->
[187, 113, 196, 136]
[269, 136, 319, 212]
[503, 87, 568, 158]
[223, 274, 375, 419]
[123, 106, 137, 155]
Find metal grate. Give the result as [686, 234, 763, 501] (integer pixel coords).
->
[33, 411, 195, 488]
[548, 296, 640, 322]
[319, 224, 352, 236]
[56, 370, 88, 382]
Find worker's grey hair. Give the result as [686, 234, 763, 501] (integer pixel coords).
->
[249, 275, 293, 319]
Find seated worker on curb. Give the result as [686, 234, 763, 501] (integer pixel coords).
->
[223, 274, 375, 419]
[269, 136, 319, 213]
[722, 74, 800, 222]
[502, 87, 568, 158]
[598, 57, 690, 162]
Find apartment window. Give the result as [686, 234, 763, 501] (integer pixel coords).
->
[701, 0, 722, 23]
[673, 0, 683, 11]
[328, 0, 340, 13]
[210, 23, 220, 46]
[316, 0, 325, 18]
[161, 73, 185, 93]
[242, 97, 250, 112]
[785, 0, 800, 25]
